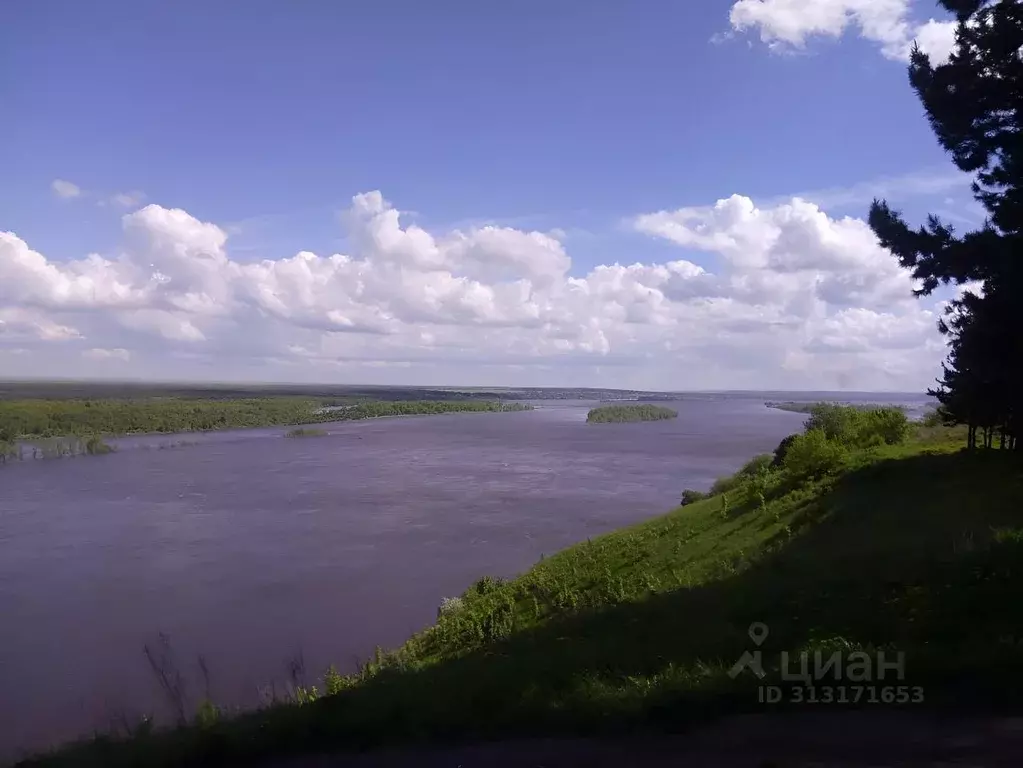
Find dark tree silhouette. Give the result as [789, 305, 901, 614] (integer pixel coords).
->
[868, 0, 1023, 450]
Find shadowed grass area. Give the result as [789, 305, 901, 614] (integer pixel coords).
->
[15, 426, 1023, 767]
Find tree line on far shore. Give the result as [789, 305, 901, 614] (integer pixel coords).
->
[0, 398, 533, 443]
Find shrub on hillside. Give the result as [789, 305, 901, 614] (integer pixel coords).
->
[709, 474, 742, 496]
[782, 429, 848, 479]
[805, 403, 910, 448]
[858, 407, 911, 446]
[437, 596, 465, 618]
[471, 575, 504, 597]
[738, 453, 773, 477]
[709, 453, 774, 496]
[680, 489, 709, 506]
[772, 434, 800, 467]
[805, 403, 862, 443]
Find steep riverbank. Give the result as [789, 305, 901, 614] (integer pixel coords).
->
[15, 412, 1023, 767]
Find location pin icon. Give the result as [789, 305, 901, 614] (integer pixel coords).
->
[748, 622, 769, 646]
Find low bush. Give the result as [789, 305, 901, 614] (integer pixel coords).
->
[805, 403, 910, 449]
[772, 433, 800, 467]
[470, 575, 504, 596]
[680, 489, 708, 506]
[737, 453, 773, 477]
[437, 596, 465, 618]
[805, 403, 861, 442]
[782, 429, 849, 479]
[710, 453, 774, 496]
[709, 474, 742, 496]
[857, 406, 911, 446]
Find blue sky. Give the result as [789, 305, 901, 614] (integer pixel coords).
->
[0, 0, 980, 390]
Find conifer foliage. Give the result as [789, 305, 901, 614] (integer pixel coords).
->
[869, 0, 1022, 450]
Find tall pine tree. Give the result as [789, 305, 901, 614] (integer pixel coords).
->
[869, 0, 1022, 450]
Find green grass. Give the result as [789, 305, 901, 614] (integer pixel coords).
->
[586, 404, 678, 423]
[16, 425, 1023, 767]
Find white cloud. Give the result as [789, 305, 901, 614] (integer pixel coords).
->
[0, 189, 947, 390]
[82, 347, 131, 361]
[51, 179, 82, 199]
[0, 307, 81, 341]
[0, 232, 147, 310]
[117, 309, 208, 342]
[728, 0, 957, 63]
[914, 17, 958, 62]
[633, 194, 919, 309]
[111, 190, 147, 208]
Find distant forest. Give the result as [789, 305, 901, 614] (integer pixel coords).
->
[0, 398, 532, 441]
[766, 401, 909, 416]
[0, 381, 673, 404]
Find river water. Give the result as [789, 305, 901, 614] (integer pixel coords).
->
[0, 393, 931, 758]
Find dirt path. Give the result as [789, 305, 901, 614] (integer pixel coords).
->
[269, 713, 1023, 767]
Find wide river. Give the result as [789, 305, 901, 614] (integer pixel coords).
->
[0, 393, 931, 758]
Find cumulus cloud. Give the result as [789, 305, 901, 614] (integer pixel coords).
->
[51, 179, 82, 199]
[0, 189, 947, 390]
[631, 193, 942, 383]
[0, 306, 81, 341]
[633, 194, 918, 308]
[728, 0, 957, 63]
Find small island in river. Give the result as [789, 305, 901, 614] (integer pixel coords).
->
[586, 404, 678, 423]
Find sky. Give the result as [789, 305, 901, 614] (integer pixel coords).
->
[0, 0, 984, 391]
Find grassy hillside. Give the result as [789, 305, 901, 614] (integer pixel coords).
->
[17, 420, 1023, 767]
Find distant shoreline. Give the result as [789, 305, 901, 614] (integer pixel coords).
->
[765, 400, 912, 415]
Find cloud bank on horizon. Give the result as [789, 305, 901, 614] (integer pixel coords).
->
[1, 0, 969, 392]
[1, 186, 948, 391]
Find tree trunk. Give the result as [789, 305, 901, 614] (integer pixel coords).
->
[1000, 428, 1006, 450]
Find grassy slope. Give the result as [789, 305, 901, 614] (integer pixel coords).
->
[19, 428, 1023, 767]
